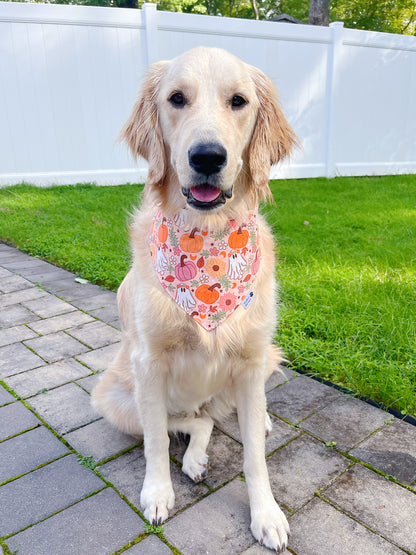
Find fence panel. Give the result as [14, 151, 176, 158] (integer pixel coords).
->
[334, 28, 416, 176]
[0, 1, 415, 186]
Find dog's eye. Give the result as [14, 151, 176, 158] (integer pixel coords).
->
[231, 95, 247, 108]
[169, 92, 185, 107]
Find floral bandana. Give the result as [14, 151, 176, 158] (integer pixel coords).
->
[149, 209, 261, 331]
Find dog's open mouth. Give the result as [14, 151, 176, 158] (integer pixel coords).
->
[182, 184, 233, 210]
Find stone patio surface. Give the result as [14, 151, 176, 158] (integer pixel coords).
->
[0, 242, 415, 555]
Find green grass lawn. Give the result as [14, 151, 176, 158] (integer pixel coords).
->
[0, 176, 415, 418]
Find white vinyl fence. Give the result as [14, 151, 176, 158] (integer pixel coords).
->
[1, 1, 415, 186]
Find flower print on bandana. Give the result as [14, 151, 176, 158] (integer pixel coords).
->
[149, 209, 261, 331]
[218, 292, 238, 312]
[205, 257, 226, 278]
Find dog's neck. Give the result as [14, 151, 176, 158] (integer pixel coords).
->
[149, 208, 261, 331]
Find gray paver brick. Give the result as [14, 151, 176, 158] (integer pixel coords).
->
[0, 256, 28, 268]
[266, 376, 342, 423]
[0, 286, 47, 309]
[76, 343, 120, 372]
[0, 402, 40, 441]
[266, 435, 350, 511]
[0, 243, 15, 254]
[97, 447, 145, 509]
[0, 325, 38, 347]
[0, 303, 40, 328]
[89, 305, 120, 323]
[0, 454, 105, 537]
[0, 342, 44, 379]
[322, 463, 416, 552]
[24, 268, 74, 283]
[44, 278, 104, 300]
[0, 385, 14, 406]
[0, 243, 17, 251]
[125, 535, 173, 553]
[0, 262, 18, 274]
[265, 367, 296, 392]
[109, 317, 122, 330]
[27, 310, 94, 335]
[23, 331, 90, 363]
[266, 414, 302, 456]
[1, 259, 48, 272]
[0, 267, 13, 278]
[11, 260, 59, 276]
[5, 358, 91, 398]
[98, 444, 209, 516]
[0, 250, 23, 260]
[71, 291, 117, 311]
[6, 488, 144, 555]
[22, 294, 75, 318]
[0, 275, 33, 293]
[0, 426, 68, 483]
[216, 410, 300, 455]
[288, 497, 405, 555]
[350, 419, 416, 485]
[67, 320, 121, 349]
[170, 428, 244, 489]
[27, 383, 99, 434]
[163, 478, 254, 554]
[300, 396, 389, 451]
[64, 418, 138, 462]
[76, 373, 102, 393]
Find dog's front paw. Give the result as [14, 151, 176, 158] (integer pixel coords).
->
[182, 447, 209, 483]
[140, 479, 175, 525]
[251, 498, 290, 553]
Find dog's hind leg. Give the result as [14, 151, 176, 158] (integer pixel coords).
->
[169, 414, 214, 483]
[91, 344, 143, 436]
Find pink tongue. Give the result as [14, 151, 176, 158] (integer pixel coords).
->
[190, 185, 221, 203]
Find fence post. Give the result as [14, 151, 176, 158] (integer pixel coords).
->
[142, 2, 158, 67]
[325, 21, 344, 178]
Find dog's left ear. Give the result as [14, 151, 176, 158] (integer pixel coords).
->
[248, 66, 298, 200]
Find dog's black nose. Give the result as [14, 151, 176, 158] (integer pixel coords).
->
[188, 143, 227, 175]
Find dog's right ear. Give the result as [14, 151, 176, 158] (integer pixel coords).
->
[119, 61, 168, 188]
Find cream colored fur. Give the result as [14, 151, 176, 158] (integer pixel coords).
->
[91, 47, 297, 552]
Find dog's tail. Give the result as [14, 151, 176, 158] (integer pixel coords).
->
[265, 344, 285, 382]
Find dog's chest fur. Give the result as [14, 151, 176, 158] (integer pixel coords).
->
[164, 348, 234, 416]
[126, 205, 275, 416]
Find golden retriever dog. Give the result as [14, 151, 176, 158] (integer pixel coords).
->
[91, 46, 297, 552]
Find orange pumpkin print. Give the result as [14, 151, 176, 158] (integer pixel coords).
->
[228, 226, 249, 249]
[195, 283, 221, 304]
[158, 217, 169, 243]
[179, 228, 204, 253]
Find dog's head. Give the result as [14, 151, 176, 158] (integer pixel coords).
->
[120, 47, 297, 215]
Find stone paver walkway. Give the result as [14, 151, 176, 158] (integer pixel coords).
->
[1, 242, 415, 555]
